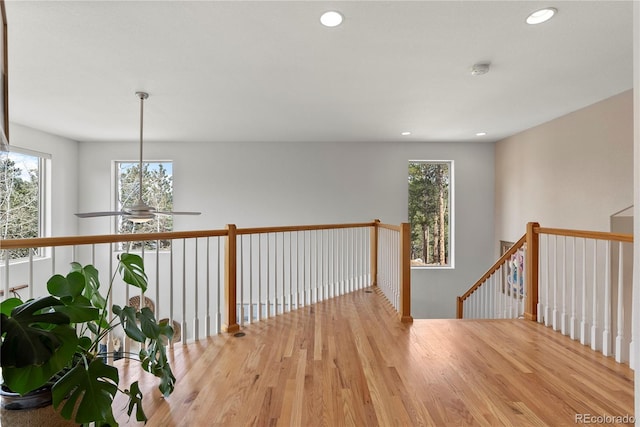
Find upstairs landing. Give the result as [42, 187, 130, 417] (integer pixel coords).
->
[116, 288, 634, 426]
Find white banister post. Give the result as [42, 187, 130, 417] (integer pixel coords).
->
[615, 241, 625, 363]
[580, 238, 589, 346]
[602, 240, 611, 357]
[552, 235, 559, 330]
[590, 241, 599, 352]
[561, 236, 568, 335]
[570, 237, 577, 340]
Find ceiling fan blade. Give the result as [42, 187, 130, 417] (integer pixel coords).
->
[75, 211, 125, 218]
[155, 211, 201, 216]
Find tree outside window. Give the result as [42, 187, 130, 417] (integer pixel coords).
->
[408, 161, 452, 267]
[116, 161, 173, 250]
[1, 150, 44, 260]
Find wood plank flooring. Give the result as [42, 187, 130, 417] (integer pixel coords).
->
[114, 288, 635, 426]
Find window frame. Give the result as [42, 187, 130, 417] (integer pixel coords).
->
[408, 160, 455, 269]
[1, 146, 49, 261]
[113, 160, 174, 251]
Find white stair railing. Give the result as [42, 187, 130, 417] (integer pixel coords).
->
[457, 235, 527, 320]
[458, 223, 633, 366]
[537, 229, 633, 364]
[1, 220, 413, 349]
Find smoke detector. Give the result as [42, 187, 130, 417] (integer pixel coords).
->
[470, 63, 491, 76]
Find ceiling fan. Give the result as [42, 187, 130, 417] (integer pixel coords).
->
[75, 92, 201, 223]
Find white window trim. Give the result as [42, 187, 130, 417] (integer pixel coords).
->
[408, 160, 455, 270]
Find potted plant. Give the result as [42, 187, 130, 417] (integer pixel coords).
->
[0, 253, 175, 425]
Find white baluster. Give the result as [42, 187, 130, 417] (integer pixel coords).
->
[281, 233, 286, 311]
[570, 237, 577, 340]
[51, 246, 56, 276]
[602, 240, 611, 356]
[499, 269, 505, 319]
[257, 234, 263, 320]
[479, 281, 485, 318]
[28, 250, 34, 300]
[107, 243, 114, 361]
[169, 242, 175, 342]
[192, 239, 199, 340]
[318, 230, 323, 301]
[561, 237, 568, 335]
[205, 237, 210, 337]
[590, 240, 599, 351]
[250, 235, 254, 323]
[615, 242, 626, 363]
[289, 232, 293, 309]
[492, 274, 497, 318]
[552, 235, 559, 330]
[544, 235, 551, 326]
[502, 264, 508, 318]
[536, 239, 543, 321]
[155, 240, 160, 325]
[182, 239, 187, 343]
[267, 233, 271, 318]
[580, 238, 589, 345]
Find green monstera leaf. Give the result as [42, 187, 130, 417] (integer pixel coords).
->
[70, 262, 106, 310]
[0, 296, 79, 394]
[52, 358, 119, 425]
[112, 304, 146, 342]
[117, 253, 147, 292]
[112, 305, 176, 397]
[47, 271, 100, 323]
[138, 309, 176, 397]
[125, 381, 148, 423]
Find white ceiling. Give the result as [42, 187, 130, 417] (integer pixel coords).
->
[5, 0, 634, 145]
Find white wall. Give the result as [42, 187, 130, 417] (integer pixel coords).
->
[632, 0, 639, 416]
[77, 139, 495, 319]
[495, 90, 634, 245]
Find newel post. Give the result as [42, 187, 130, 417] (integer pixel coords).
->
[399, 222, 413, 323]
[456, 296, 463, 319]
[370, 219, 380, 287]
[224, 224, 240, 333]
[525, 222, 540, 321]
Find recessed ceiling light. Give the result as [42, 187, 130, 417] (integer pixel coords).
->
[401, 131, 412, 136]
[320, 11, 343, 27]
[526, 7, 557, 25]
[475, 132, 487, 137]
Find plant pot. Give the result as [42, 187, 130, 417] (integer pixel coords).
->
[0, 386, 76, 426]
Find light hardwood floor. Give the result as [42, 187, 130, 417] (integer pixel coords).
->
[115, 288, 635, 426]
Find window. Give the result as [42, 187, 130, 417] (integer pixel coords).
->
[408, 161, 453, 268]
[1, 148, 48, 260]
[116, 161, 173, 250]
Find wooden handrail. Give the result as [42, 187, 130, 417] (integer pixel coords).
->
[378, 223, 401, 232]
[0, 229, 229, 249]
[535, 227, 633, 243]
[237, 221, 375, 235]
[458, 233, 527, 303]
[0, 284, 28, 297]
[0, 222, 378, 250]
